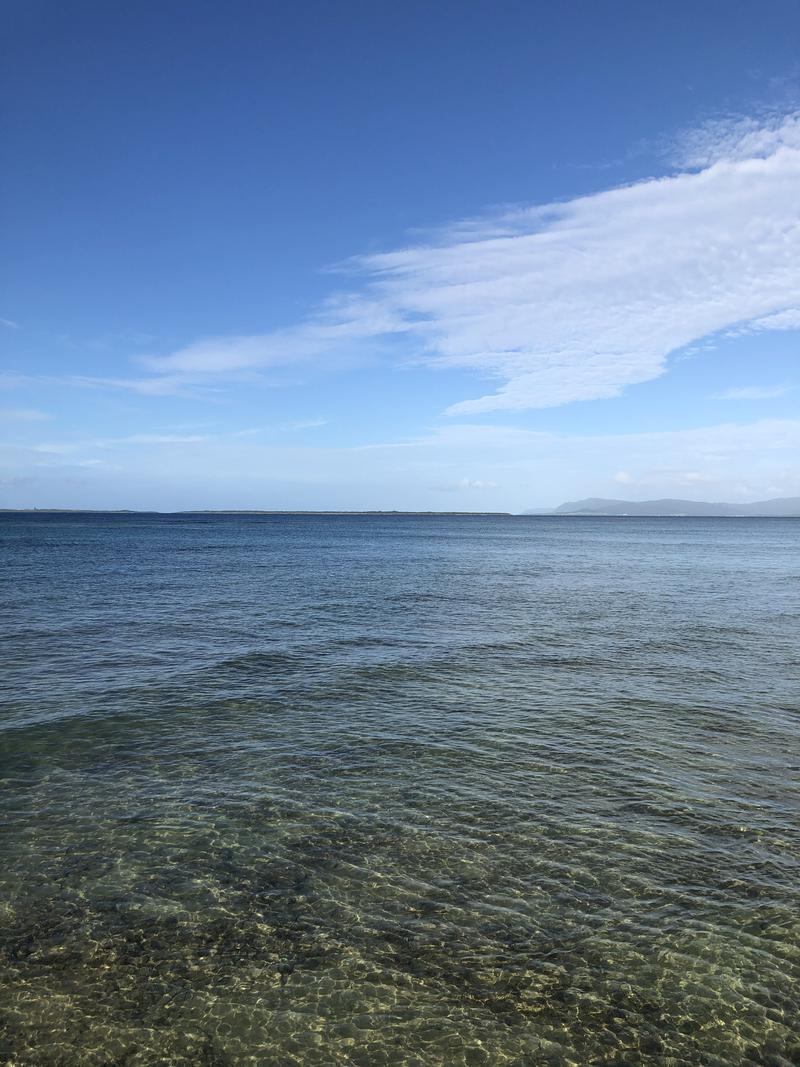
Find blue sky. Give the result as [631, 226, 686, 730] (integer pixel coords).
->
[2, 0, 800, 511]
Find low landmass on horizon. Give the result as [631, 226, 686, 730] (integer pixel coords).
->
[543, 496, 800, 516]
[4, 496, 800, 517]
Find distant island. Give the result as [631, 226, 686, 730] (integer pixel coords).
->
[534, 496, 800, 517]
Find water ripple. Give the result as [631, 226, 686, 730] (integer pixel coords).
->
[1, 514, 798, 1065]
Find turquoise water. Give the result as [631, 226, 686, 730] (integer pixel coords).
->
[1, 514, 798, 1066]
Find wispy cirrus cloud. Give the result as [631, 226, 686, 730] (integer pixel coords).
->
[747, 307, 800, 331]
[668, 109, 800, 169]
[285, 418, 328, 431]
[126, 111, 800, 415]
[31, 433, 211, 456]
[68, 375, 211, 397]
[24, 424, 323, 457]
[0, 371, 218, 398]
[141, 304, 402, 377]
[713, 384, 793, 400]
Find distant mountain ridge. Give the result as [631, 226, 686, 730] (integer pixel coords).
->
[549, 497, 800, 516]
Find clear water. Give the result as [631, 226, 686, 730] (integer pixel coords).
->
[1, 513, 798, 1066]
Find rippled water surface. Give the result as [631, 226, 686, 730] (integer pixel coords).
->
[1, 513, 799, 1066]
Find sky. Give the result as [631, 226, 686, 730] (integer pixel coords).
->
[2, 0, 800, 512]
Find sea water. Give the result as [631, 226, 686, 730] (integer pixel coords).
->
[1, 513, 798, 1065]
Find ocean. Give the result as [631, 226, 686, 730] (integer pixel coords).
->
[1, 513, 798, 1065]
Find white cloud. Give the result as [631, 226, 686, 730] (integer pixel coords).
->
[748, 308, 800, 331]
[0, 318, 20, 330]
[713, 384, 793, 400]
[613, 468, 714, 489]
[126, 112, 800, 415]
[107, 433, 210, 446]
[436, 477, 499, 491]
[669, 110, 800, 169]
[461, 478, 497, 490]
[141, 310, 400, 376]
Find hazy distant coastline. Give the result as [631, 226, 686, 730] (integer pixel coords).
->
[3, 497, 800, 517]
[0, 509, 514, 517]
[533, 496, 800, 516]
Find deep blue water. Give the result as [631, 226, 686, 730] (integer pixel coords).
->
[1, 513, 799, 1065]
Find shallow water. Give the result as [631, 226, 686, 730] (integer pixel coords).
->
[1, 513, 798, 1066]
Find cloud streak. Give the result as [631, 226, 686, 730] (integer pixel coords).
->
[30, 433, 212, 456]
[0, 372, 214, 398]
[713, 384, 793, 400]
